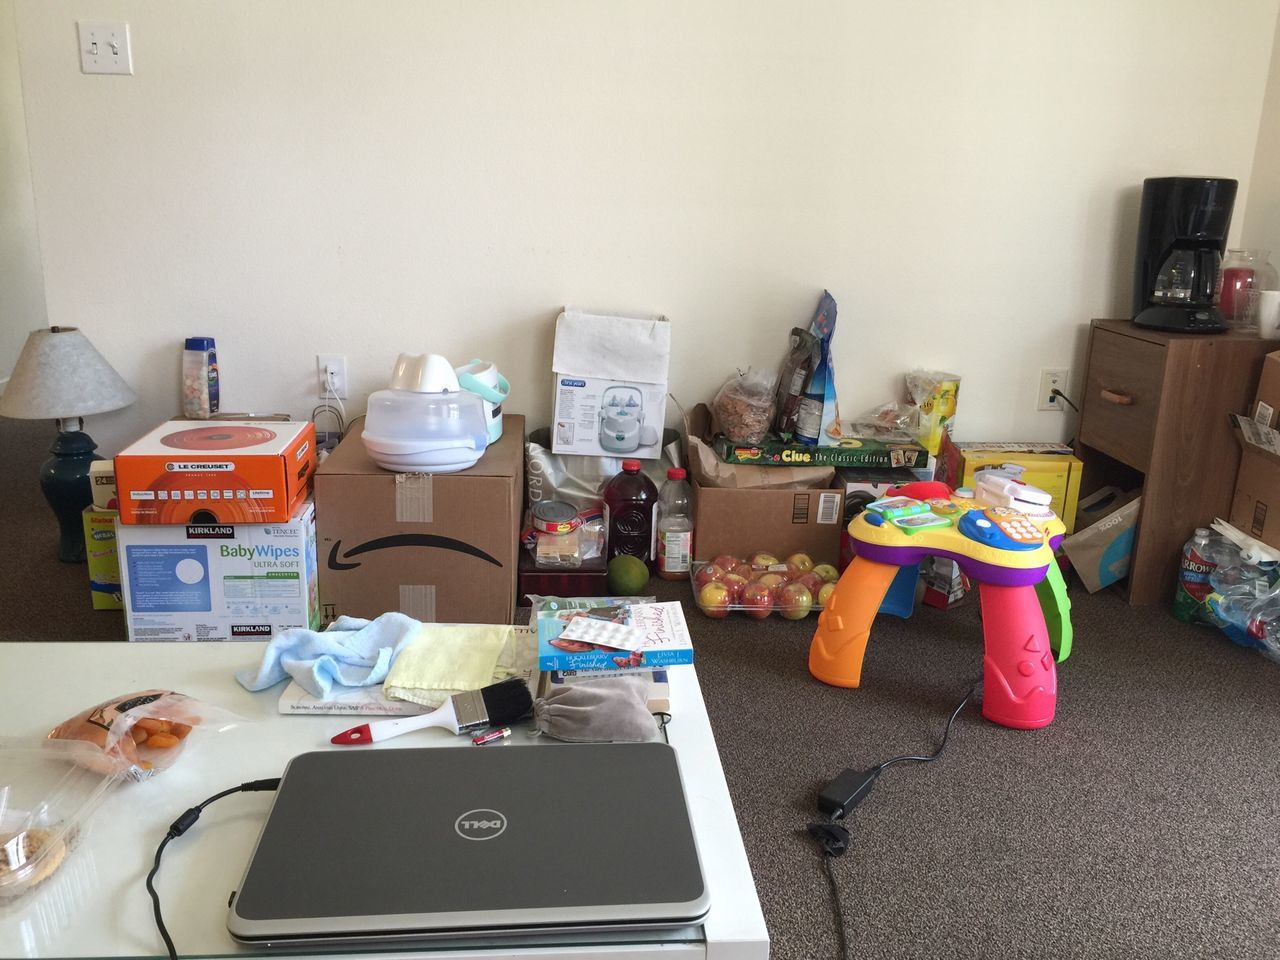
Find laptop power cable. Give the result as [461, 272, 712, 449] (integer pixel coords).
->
[146, 777, 282, 960]
[805, 684, 977, 960]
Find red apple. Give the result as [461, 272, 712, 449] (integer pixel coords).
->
[785, 552, 814, 573]
[778, 583, 814, 620]
[749, 552, 780, 567]
[796, 572, 825, 597]
[712, 554, 743, 573]
[817, 582, 837, 608]
[698, 581, 732, 618]
[693, 563, 728, 589]
[812, 563, 840, 583]
[741, 582, 774, 619]
[720, 573, 749, 603]
[730, 563, 754, 580]
[756, 572, 786, 590]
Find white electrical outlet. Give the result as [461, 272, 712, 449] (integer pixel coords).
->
[1037, 368, 1070, 412]
[78, 21, 133, 75]
[316, 355, 348, 400]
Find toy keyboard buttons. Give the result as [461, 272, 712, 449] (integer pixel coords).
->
[957, 509, 1040, 552]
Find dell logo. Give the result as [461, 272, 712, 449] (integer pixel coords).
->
[455, 809, 507, 841]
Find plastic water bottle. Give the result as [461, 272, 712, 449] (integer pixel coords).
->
[657, 467, 694, 580]
[603, 459, 658, 565]
[182, 337, 219, 419]
[1173, 528, 1231, 623]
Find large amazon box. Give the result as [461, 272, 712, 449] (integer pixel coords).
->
[315, 416, 523, 625]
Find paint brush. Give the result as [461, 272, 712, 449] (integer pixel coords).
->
[331, 678, 533, 745]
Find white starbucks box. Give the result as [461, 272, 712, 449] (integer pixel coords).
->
[118, 498, 319, 641]
[551, 308, 671, 459]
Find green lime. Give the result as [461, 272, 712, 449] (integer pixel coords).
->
[608, 555, 650, 595]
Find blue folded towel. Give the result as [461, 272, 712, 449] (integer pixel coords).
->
[235, 613, 422, 698]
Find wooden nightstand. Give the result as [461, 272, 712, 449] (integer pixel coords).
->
[1076, 319, 1278, 606]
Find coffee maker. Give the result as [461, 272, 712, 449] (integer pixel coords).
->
[1132, 176, 1237, 334]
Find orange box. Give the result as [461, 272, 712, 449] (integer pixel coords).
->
[115, 420, 316, 525]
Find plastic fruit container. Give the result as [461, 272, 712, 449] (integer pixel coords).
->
[689, 552, 841, 620]
[0, 740, 123, 902]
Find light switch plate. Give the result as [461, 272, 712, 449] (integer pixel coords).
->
[78, 21, 133, 75]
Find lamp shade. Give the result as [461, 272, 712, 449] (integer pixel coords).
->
[0, 326, 136, 420]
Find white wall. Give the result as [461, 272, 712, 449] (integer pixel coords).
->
[0, 0, 46, 389]
[13, 0, 1280, 453]
[1245, 7, 1280, 259]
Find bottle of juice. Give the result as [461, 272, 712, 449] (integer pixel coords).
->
[657, 467, 694, 580]
[603, 460, 658, 565]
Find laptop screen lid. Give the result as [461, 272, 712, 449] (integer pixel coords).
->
[228, 741, 708, 945]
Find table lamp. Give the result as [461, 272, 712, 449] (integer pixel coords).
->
[0, 326, 136, 562]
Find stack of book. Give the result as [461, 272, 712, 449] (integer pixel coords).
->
[534, 599, 694, 713]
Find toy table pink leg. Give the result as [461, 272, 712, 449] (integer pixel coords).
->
[977, 583, 1056, 730]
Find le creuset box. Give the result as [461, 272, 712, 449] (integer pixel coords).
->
[117, 498, 319, 642]
[114, 420, 316, 525]
[316, 416, 524, 625]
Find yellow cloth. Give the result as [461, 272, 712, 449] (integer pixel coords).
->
[383, 624, 515, 708]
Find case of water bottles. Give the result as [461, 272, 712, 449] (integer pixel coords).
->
[1174, 525, 1280, 660]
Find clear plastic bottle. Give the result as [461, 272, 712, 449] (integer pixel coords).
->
[182, 337, 219, 419]
[603, 459, 659, 566]
[657, 467, 694, 580]
[1172, 527, 1225, 623]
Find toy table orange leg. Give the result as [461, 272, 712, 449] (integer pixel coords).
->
[809, 559, 1059, 730]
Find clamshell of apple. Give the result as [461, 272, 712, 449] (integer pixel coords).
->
[691, 551, 841, 619]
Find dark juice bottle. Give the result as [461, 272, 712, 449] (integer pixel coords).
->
[603, 459, 659, 566]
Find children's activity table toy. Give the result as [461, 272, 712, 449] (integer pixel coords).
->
[808, 479, 1073, 730]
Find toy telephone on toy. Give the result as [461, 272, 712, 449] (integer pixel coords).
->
[808, 478, 1073, 730]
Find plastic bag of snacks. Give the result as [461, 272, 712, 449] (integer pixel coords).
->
[47, 689, 236, 781]
[691, 551, 840, 619]
[712, 368, 777, 444]
[0, 739, 123, 901]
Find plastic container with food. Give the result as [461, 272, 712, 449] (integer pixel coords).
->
[712, 369, 777, 445]
[689, 551, 841, 620]
[0, 740, 123, 902]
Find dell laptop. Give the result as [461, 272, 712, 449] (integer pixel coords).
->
[228, 741, 709, 946]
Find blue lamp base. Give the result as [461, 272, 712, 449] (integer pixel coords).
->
[39, 429, 103, 563]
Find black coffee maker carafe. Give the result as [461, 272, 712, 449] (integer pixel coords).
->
[1132, 176, 1237, 334]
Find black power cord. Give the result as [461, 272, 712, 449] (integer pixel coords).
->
[806, 685, 978, 960]
[145, 778, 281, 960]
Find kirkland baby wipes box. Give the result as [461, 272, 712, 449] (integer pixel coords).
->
[118, 499, 319, 641]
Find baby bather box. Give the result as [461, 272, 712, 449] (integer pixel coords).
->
[362, 354, 489, 474]
[599, 385, 660, 454]
[455, 359, 510, 445]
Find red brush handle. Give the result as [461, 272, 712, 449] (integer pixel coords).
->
[331, 723, 374, 745]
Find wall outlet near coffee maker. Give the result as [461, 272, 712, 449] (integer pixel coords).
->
[1036, 369, 1070, 412]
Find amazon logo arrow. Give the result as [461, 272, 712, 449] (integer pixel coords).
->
[327, 535, 503, 571]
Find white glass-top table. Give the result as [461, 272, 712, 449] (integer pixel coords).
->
[0, 642, 768, 959]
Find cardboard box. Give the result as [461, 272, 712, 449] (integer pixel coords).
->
[115, 420, 316, 525]
[117, 498, 319, 641]
[692, 476, 842, 565]
[1061, 488, 1141, 592]
[1229, 414, 1280, 549]
[316, 415, 524, 625]
[1251, 351, 1280, 427]
[90, 460, 118, 510]
[82, 507, 122, 610]
[933, 435, 1083, 532]
[551, 309, 670, 459]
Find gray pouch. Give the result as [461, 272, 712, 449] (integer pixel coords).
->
[533, 675, 660, 743]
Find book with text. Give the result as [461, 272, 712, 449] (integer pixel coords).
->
[537, 600, 693, 672]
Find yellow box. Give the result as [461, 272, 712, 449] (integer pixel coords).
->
[934, 438, 1084, 533]
[82, 507, 123, 610]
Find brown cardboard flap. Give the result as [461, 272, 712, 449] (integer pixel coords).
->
[1230, 413, 1280, 467]
[685, 403, 834, 490]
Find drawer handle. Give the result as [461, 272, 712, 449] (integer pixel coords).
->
[1100, 389, 1134, 406]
